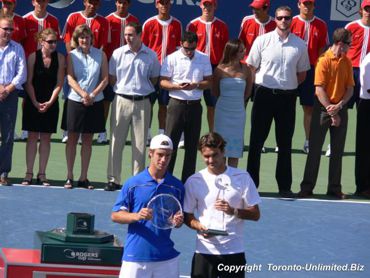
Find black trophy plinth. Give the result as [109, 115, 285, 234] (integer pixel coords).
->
[35, 212, 123, 265]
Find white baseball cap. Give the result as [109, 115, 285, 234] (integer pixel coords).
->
[149, 134, 173, 150]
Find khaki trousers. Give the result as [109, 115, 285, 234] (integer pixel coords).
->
[107, 95, 151, 184]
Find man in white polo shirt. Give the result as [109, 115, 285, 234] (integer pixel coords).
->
[106, 22, 161, 191]
[246, 6, 310, 198]
[160, 31, 212, 183]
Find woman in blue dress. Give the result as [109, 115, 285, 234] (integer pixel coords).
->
[213, 39, 253, 167]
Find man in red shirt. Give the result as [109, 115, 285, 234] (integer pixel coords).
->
[100, 0, 139, 144]
[104, 0, 138, 60]
[239, 0, 276, 61]
[23, 0, 60, 58]
[291, 0, 329, 154]
[0, 0, 26, 44]
[62, 0, 109, 52]
[345, 0, 370, 109]
[187, 0, 228, 133]
[142, 0, 182, 141]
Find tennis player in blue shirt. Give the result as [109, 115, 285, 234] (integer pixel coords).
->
[111, 134, 184, 278]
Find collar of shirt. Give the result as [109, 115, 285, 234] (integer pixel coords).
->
[156, 15, 173, 26]
[178, 48, 199, 60]
[297, 15, 316, 23]
[254, 15, 274, 26]
[326, 48, 345, 61]
[32, 11, 49, 20]
[273, 29, 293, 43]
[142, 168, 173, 186]
[123, 43, 148, 55]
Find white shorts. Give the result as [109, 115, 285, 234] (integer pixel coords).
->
[119, 256, 179, 278]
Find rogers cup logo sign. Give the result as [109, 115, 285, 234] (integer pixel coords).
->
[331, 0, 361, 21]
[64, 249, 100, 262]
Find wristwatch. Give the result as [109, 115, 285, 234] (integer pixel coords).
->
[233, 208, 239, 217]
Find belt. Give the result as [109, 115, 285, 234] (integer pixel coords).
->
[259, 85, 297, 95]
[117, 94, 150, 101]
[170, 97, 201, 105]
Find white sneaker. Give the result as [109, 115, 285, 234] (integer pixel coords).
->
[20, 130, 28, 140]
[97, 132, 108, 144]
[62, 131, 68, 143]
[275, 146, 279, 153]
[261, 146, 266, 153]
[14, 132, 20, 140]
[325, 144, 331, 157]
[178, 133, 185, 148]
[303, 140, 309, 154]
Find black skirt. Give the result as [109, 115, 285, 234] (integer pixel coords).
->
[22, 99, 59, 133]
[66, 99, 105, 133]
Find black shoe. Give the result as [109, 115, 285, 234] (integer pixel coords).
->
[77, 179, 94, 190]
[354, 189, 370, 199]
[64, 178, 73, 189]
[279, 190, 295, 198]
[297, 190, 313, 198]
[104, 182, 121, 191]
[326, 191, 346, 200]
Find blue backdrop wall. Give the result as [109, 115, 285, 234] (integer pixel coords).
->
[13, 0, 363, 54]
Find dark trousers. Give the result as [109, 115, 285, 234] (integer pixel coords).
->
[191, 252, 246, 278]
[247, 86, 297, 192]
[165, 98, 202, 183]
[0, 92, 18, 177]
[300, 98, 348, 193]
[355, 99, 370, 193]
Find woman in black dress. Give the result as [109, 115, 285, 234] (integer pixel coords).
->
[22, 28, 65, 185]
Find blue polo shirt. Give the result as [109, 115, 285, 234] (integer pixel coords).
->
[112, 168, 185, 262]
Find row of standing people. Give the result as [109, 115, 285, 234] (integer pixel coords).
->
[1, 0, 370, 200]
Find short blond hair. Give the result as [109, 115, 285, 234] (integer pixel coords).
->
[71, 24, 93, 49]
[0, 15, 13, 25]
[36, 28, 57, 43]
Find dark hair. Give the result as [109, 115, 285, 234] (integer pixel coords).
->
[125, 21, 142, 35]
[181, 31, 198, 44]
[219, 39, 244, 65]
[198, 132, 226, 153]
[332, 28, 351, 44]
[275, 6, 292, 16]
[116, 0, 130, 2]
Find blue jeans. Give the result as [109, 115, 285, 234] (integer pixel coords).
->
[0, 91, 18, 177]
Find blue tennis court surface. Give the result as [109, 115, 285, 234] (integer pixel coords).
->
[1, 185, 369, 277]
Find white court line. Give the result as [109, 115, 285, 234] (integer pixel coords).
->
[7, 184, 370, 205]
[262, 196, 370, 205]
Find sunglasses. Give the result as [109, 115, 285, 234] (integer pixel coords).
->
[44, 40, 57, 45]
[276, 16, 292, 21]
[0, 27, 14, 32]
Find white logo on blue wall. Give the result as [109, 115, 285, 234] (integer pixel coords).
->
[49, 0, 75, 9]
[336, 0, 360, 17]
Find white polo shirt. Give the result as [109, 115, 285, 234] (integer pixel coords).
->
[360, 52, 370, 100]
[184, 166, 261, 255]
[160, 49, 212, 100]
[109, 44, 161, 96]
[247, 30, 310, 90]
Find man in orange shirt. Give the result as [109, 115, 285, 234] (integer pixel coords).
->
[298, 28, 354, 199]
